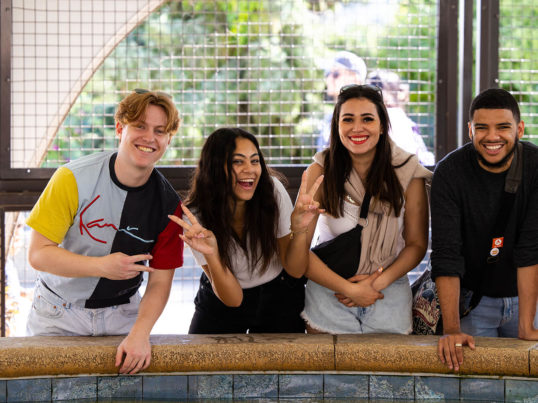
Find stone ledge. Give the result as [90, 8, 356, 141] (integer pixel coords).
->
[336, 334, 536, 376]
[0, 334, 537, 379]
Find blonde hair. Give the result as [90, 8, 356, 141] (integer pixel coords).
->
[115, 91, 181, 136]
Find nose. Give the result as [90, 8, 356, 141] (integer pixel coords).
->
[352, 120, 363, 132]
[244, 161, 254, 171]
[141, 128, 155, 142]
[486, 127, 502, 140]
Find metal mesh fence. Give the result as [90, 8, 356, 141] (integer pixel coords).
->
[498, 0, 538, 143]
[10, 0, 439, 168]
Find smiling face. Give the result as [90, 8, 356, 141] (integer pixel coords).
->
[469, 108, 524, 173]
[228, 137, 262, 204]
[116, 104, 171, 185]
[338, 97, 383, 159]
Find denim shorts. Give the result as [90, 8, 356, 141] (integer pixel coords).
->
[189, 269, 306, 334]
[302, 275, 412, 334]
[26, 280, 141, 336]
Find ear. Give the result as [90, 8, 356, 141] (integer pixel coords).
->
[468, 121, 473, 141]
[116, 122, 123, 141]
[517, 120, 525, 140]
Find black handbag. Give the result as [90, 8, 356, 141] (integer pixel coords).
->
[311, 193, 371, 279]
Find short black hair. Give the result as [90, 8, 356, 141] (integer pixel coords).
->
[469, 88, 521, 123]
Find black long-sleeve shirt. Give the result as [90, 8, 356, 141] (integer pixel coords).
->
[431, 141, 538, 298]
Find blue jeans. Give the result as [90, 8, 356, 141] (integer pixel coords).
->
[460, 289, 538, 337]
[26, 280, 140, 336]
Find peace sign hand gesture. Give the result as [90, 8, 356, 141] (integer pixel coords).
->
[168, 204, 218, 256]
[290, 170, 324, 232]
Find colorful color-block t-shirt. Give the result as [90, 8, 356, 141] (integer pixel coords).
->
[26, 151, 183, 308]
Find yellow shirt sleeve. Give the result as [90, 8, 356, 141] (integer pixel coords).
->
[26, 166, 79, 244]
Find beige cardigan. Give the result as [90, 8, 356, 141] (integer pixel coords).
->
[313, 144, 432, 275]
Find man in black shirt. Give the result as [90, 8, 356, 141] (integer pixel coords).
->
[431, 88, 538, 371]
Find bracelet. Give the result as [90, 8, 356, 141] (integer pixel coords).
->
[289, 226, 308, 239]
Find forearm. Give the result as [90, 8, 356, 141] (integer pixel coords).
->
[128, 270, 174, 337]
[517, 265, 538, 339]
[373, 243, 427, 291]
[204, 254, 243, 307]
[283, 231, 310, 278]
[435, 276, 462, 333]
[29, 242, 101, 278]
[305, 251, 353, 295]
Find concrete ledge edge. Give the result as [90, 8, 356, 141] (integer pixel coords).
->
[1, 333, 536, 378]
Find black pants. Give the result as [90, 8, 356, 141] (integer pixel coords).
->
[189, 269, 306, 334]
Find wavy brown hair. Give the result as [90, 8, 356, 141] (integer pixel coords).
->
[115, 90, 181, 135]
[186, 128, 279, 275]
[321, 84, 405, 217]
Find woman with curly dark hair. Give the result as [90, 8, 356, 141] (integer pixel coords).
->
[301, 84, 431, 334]
[169, 127, 322, 333]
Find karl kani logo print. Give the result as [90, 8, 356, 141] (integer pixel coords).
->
[79, 195, 154, 244]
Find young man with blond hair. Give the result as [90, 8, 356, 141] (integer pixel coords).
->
[26, 89, 183, 374]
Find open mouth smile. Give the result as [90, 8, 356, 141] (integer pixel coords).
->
[349, 135, 368, 145]
[136, 145, 155, 153]
[237, 179, 255, 189]
[482, 143, 505, 155]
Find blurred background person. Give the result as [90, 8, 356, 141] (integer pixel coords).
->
[367, 69, 435, 166]
[317, 51, 367, 151]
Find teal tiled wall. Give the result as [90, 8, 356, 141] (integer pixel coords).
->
[0, 380, 5, 403]
[2, 373, 538, 401]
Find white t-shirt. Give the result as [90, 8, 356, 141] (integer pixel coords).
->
[188, 177, 293, 289]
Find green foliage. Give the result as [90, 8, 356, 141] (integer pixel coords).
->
[499, 1, 538, 144]
[47, 0, 440, 166]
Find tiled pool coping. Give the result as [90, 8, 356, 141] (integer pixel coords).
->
[1, 333, 538, 401]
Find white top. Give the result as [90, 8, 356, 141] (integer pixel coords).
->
[189, 177, 293, 288]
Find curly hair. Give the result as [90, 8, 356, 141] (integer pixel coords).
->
[186, 128, 280, 275]
[322, 84, 405, 217]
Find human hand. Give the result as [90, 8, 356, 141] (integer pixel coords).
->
[115, 332, 151, 374]
[519, 327, 538, 340]
[290, 170, 324, 234]
[168, 204, 218, 256]
[337, 268, 384, 307]
[99, 253, 153, 280]
[437, 332, 475, 371]
[335, 274, 370, 305]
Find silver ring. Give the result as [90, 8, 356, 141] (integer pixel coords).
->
[455, 343, 463, 347]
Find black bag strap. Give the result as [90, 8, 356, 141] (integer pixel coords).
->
[488, 142, 523, 244]
[359, 192, 372, 221]
[465, 142, 523, 314]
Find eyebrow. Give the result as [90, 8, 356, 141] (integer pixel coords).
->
[134, 120, 166, 128]
[233, 152, 259, 158]
[341, 112, 375, 117]
[474, 122, 513, 127]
